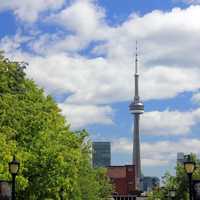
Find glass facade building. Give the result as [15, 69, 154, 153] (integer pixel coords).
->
[142, 176, 160, 192]
[92, 142, 111, 168]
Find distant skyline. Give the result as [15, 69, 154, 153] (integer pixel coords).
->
[1, 0, 200, 178]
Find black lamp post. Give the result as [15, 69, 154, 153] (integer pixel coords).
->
[184, 155, 195, 200]
[59, 187, 64, 200]
[169, 189, 176, 200]
[9, 155, 20, 200]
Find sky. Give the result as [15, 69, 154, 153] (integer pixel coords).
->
[0, 0, 200, 179]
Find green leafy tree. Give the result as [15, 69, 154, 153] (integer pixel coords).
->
[0, 54, 112, 199]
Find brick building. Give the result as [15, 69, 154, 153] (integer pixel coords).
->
[107, 165, 137, 199]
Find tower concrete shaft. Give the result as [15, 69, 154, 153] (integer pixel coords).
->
[133, 114, 141, 190]
[129, 44, 144, 191]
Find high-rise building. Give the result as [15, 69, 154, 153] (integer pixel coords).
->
[142, 176, 160, 192]
[92, 142, 111, 168]
[129, 42, 144, 191]
[177, 152, 185, 165]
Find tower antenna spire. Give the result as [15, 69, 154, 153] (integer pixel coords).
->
[134, 41, 139, 100]
[135, 41, 138, 74]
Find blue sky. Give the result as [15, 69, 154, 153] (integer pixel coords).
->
[0, 0, 200, 179]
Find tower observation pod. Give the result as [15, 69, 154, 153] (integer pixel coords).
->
[129, 42, 144, 192]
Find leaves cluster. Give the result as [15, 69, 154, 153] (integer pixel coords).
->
[0, 54, 112, 199]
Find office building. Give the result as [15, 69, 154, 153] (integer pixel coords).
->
[177, 152, 185, 165]
[92, 142, 111, 168]
[142, 176, 160, 192]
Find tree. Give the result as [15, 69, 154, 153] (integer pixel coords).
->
[0, 54, 112, 199]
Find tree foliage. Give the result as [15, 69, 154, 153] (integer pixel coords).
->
[0, 54, 112, 199]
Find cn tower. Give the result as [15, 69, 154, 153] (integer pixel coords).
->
[129, 43, 144, 191]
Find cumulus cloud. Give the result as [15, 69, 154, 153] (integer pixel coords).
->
[141, 108, 200, 135]
[58, 103, 113, 128]
[0, 0, 64, 22]
[2, 44, 200, 106]
[112, 137, 200, 166]
[2, 51, 130, 105]
[30, 0, 111, 54]
[142, 66, 200, 100]
[47, 0, 107, 38]
[95, 6, 200, 65]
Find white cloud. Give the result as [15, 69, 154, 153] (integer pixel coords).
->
[95, 6, 200, 64]
[0, 0, 64, 22]
[112, 137, 200, 166]
[142, 66, 200, 101]
[141, 109, 200, 136]
[3, 45, 200, 106]
[32, 0, 112, 54]
[47, 0, 107, 38]
[58, 103, 113, 128]
[3, 52, 130, 104]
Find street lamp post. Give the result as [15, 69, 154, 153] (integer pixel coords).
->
[169, 189, 176, 200]
[59, 187, 64, 200]
[165, 194, 169, 200]
[9, 155, 20, 200]
[184, 155, 195, 200]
